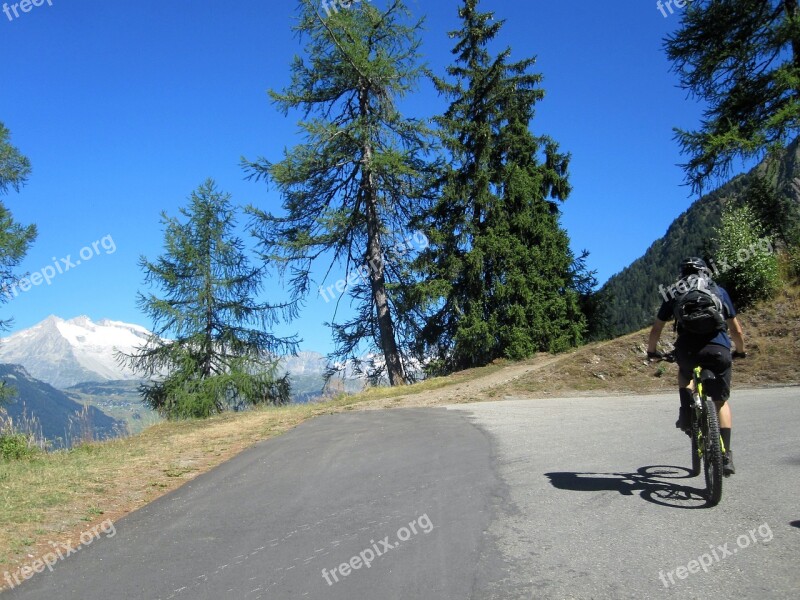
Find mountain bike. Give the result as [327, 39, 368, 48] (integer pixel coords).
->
[657, 352, 724, 506]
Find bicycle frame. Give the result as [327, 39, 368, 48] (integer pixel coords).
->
[691, 366, 727, 456]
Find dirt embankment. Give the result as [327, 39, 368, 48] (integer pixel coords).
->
[358, 285, 800, 409]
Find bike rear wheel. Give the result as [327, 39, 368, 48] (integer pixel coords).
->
[703, 398, 723, 506]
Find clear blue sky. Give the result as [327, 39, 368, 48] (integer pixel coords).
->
[1, 0, 726, 353]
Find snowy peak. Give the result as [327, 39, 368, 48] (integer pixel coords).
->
[54, 316, 150, 350]
[0, 316, 363, 400]
[0, 316, 149, 389]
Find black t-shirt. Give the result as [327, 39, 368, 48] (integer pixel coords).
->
[656, 285, 737, 349]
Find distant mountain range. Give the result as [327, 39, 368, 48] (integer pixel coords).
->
[0, 315, 361, 399]
[0, 364, 125, 448]
[0, 316, 366, 447]
[0, 315, 147, 389]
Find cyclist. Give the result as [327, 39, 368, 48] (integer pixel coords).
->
[646, 257, 746, 476]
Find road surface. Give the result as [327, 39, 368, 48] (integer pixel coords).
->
[4, 388, 799, 599]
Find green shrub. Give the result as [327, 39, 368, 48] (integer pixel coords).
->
[0, 408, 44, 460]
[0, 432, 39, 460]
[714, 203, 780, 308]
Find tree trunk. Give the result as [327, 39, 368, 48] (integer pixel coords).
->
[360, 89, 407, 386]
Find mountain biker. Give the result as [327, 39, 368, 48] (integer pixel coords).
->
[646, 257, 746, 476]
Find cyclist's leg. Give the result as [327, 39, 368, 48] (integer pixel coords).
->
[697, 343, 732, 413]
[673, 346, 695, 431]
[697, 344, 735, 473]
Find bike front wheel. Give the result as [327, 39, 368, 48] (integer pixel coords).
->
[703, 398, 723, 506]
[691, 427, 701, 477]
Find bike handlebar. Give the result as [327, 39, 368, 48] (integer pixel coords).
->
[649, 350, 745, 363]
[648, 351, 676, 363]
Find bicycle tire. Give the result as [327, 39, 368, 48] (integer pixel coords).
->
[690, 427, 701, 477]
[703, 397, 723, 506]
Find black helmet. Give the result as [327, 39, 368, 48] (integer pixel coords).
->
[680, 256, 708, 277]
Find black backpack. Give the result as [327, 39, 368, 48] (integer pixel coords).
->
[673, 276, 727, 335]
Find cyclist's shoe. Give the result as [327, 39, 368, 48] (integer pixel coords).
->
[675, 407, 691, 434]
[723, 450, 735, 476]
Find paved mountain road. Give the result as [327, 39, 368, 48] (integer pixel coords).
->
[4, 388, 799, 599]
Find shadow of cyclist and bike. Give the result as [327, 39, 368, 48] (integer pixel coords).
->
[545, 465, 710, 509]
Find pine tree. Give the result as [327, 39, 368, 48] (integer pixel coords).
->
[405, 0, 585, 374]
[244, 0, 434, 385]
[665, 0, 800, 192]
[0, 122, 37, 334]
[119, 179, 297, 419]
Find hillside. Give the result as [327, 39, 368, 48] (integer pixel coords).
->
[0, 365, 127, 448]
[487, 284, 800, 400]
[601, 139, 800, 337]
[354, 284, 800, 409]
[65, 380, 161, 435]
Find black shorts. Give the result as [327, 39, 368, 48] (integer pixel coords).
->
[674, 343, 732, 401]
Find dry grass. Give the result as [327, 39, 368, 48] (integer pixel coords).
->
[490, 284, 800, 399]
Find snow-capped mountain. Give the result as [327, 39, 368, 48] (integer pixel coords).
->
[0, 316, 363, 398]
[0, 316, 150, 388]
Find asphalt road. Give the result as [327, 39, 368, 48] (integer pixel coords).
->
[3, 388, 799, 599]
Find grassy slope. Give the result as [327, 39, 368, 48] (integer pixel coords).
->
[489, 284, 800, 399]
[1, 286, 798, 580]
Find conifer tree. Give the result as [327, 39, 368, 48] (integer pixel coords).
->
[665, 0, 800, 191]
[119, 179, 297, 418]
[405, 0, 586, 374]
[0, 122, 37, 333]
[244, 0, 434, 385]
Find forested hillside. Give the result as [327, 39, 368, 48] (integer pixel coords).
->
[601, 140, 799, 337]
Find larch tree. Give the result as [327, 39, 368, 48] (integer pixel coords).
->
[118, 179, 297, 419]
[244, 0, 435, 385]
[0, 121, 37, 333]
[0, 121, 37, 405]
[665, 0, 800, 192]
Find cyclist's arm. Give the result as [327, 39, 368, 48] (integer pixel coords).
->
[728, 316, 745, 354]
[647, 318, 667, 354]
